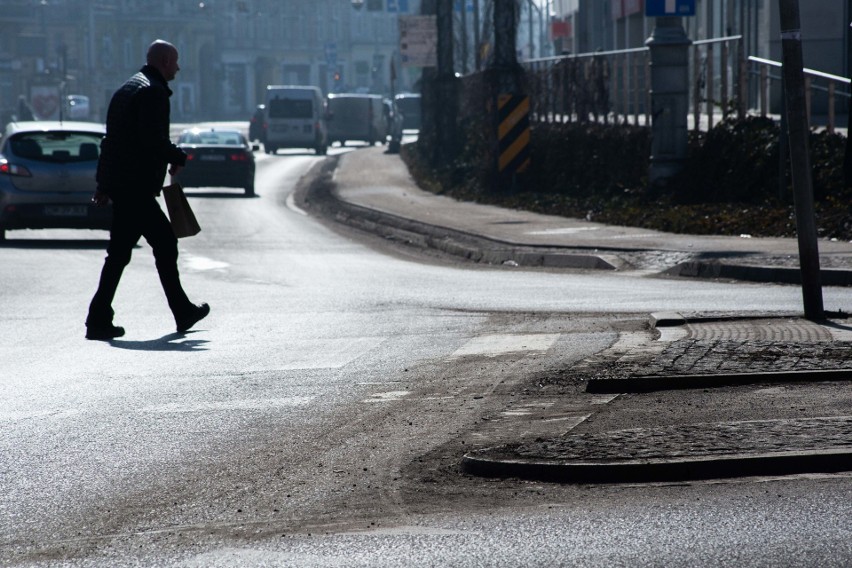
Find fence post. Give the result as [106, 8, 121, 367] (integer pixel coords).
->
[828, 81, 836, 133]
[760, 65, 768, 117]
[646, 17, 692, 184]
[645, 55, 652, 125]
[693, 45, 701, 130]
[622, 54, 630, 124]
[706, 42, 715, 129]
[721, 41, 729, 121]
[633, 56, 641, 125]
[739, 47, 748, 119]
[804, 76, 812, 127]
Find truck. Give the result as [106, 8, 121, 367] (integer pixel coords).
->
[264, 86, 328, 155]
[326, 94, 387, 147]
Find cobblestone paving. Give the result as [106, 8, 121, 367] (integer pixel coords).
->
[481, 319, 852, 473]
[635, 340, 852, 376]
[510, 416, 852, 462]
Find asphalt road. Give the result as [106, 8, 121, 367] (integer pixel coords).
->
[1, 133, 849, 566]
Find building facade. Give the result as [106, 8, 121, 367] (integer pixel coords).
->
[555, 0, 850, 77]
[1, 0, 423, 124]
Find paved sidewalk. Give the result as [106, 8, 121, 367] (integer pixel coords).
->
[312, 146, 852, 285]
[302, 146, 852, 484]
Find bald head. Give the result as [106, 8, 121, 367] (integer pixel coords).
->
[146, 40, 180, 82]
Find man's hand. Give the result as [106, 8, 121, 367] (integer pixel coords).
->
[168, 164, 183, 176]
[91, 190, 110, 207]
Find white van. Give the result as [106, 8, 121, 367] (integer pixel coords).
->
[264, 86, 328, 155]
[326, 94, 387, 147]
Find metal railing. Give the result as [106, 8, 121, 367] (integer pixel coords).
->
[520, 35, 851, 134]
[691, 35, 747, 130]
[748, 56, 851, 133]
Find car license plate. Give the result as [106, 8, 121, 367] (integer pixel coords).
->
[44, 205, 87, 217]
[200, 155, 226, 161]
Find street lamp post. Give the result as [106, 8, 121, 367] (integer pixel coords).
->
[778, 0, 824, 320]
[435, 0, 458, 164]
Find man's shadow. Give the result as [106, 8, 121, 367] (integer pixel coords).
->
[108, 331, 209, 351]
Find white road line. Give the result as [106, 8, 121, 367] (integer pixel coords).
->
[362, 390, 411, 403]
[285, 192, 308, 216]
[525, 227, 598, 236]
[279, 337, 387, 370]
[450, 333, 560, 358]
[0, 409, 82, 422]
[182, 254, 230, 271]
[141, 396, 313, 413]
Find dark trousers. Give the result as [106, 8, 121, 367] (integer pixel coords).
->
[87, 196, 192, 326]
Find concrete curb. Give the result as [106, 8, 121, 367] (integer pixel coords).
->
[296, 157, 638, 272]
[461, 447, 852, 484]
[585, 368, 852, 393]
[300, 155, 852, 285]
[584, 312, 852, 393]
[327, 197, 617, 271]
[667, 261, 852, 287]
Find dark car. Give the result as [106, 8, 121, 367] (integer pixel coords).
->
[394, 93, 421, 131]
[171, 128, 257, 196]
[248, 104, 266, 145]
[326, 93, 387, 147]
[0, 120, 110, 241]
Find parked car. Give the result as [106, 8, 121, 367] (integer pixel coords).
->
[394, 93, 421, 131]
[0, 120, 110, 241]
[326, 93, 387, 147]
[171, 128, 257, 196]
[248, 103, 266, 145]
[264, 85, 328, 155]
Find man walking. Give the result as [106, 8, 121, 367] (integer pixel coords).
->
[86, 39, 209, 340]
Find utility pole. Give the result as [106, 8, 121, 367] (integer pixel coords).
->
[473, 0, 481, 70]
[487, 0, 528, 193]
[436, 0, 458, 165]
[778, 0, 824, 320]
[490, 0, 523, 94]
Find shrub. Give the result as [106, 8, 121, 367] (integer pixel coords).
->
[402, 116, 852, 240]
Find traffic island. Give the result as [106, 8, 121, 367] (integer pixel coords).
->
[461, 416, 852, 484]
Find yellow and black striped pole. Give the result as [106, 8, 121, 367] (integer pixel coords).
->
[497, 94, 531, 185]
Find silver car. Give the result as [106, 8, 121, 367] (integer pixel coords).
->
[0, 121, 110, 241]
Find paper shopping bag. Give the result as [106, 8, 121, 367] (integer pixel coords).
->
[162, 183, 201, 238]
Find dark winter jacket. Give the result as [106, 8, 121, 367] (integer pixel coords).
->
[96, 65, 186, 201]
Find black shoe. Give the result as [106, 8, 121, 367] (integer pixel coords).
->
[176, 303, 210, 333]
[86, 323, 125, 340]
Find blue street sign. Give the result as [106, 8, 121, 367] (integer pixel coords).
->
[646, 0, 696, 17]
[387, 0, 409, 12]
[454, 0, 474, 13]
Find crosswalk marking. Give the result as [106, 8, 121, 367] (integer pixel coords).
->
[450, 333, 560, 358]
[279, 337, 386, 370]
[362, 391, 411, 403]
[141, 397, 313, 413]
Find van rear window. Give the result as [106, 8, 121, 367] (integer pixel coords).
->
[269, 98, 313, 119]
